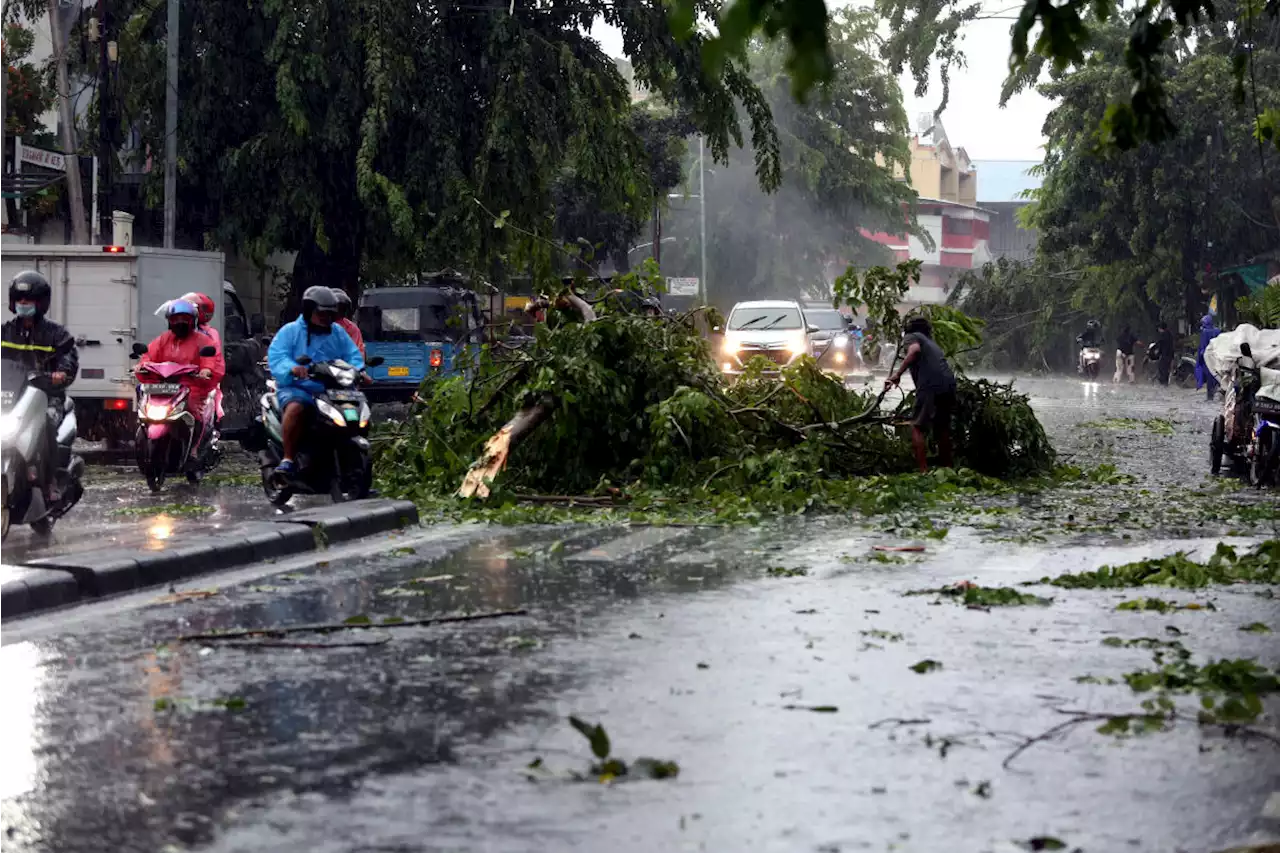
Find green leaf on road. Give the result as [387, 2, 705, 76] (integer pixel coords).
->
[569, 716, 611, 759]
[1240, 622, 1271, 633]
[766, 566, 808, 578]
[909, 659, 942, 674]
[343, 614, 371, 625]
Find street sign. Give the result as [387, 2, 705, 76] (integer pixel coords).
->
[666, 276, 700, 297]
[19, 145, 67, 171]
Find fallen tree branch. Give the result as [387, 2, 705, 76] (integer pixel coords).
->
[515, 494, 621, 505]
[458, 396, 555, 498]
[178, 608, 530, 643]
[868, 717, 932, 729]
[217, 637, 394, 650]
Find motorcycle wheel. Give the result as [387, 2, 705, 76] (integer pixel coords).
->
[1084, 362, 1100, 380]
[332, 446, 372, 503]
[262, 466, 294, 507]
[146, 436, 168, 493]
[1250, 432, 1277, 487]
[1, 489, 9, 543]
[1210, 416, 1225, 475]
[30, 515, 54, 536]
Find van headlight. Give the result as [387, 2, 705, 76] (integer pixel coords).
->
[722, 333, 741, 356]
[786, 334, 808, 356]
[833, 334, 849, 348]
[316, 398, 347, 428]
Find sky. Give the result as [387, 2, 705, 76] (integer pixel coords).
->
[589, 2, 1052, 162]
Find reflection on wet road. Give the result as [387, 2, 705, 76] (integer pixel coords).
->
[2, 377, 1278, 853]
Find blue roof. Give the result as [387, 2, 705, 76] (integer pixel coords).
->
[972, 160, 1042, 203]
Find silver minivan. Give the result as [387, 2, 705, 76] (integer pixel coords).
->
[719, 300, 814, 376]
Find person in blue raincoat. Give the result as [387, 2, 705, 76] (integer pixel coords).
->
[1195, 313, 1221, 402]
[267, 286, 364, 478]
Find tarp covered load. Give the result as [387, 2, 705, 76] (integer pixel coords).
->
[1205, 324, 1280, 383]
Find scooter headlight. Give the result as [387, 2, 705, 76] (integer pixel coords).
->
[144, 403, 171, 421]
[0, 413, 19, 442]
[316, 398, 347, 428]
[336, 369, 356, 387]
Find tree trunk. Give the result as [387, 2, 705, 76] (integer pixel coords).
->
[286, 226, 363, 322]
[457, 397, 555, 499]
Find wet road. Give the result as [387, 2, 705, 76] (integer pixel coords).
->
[3, 376, 1279, 853]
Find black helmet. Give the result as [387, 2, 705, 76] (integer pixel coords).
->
[330, 287, 353, 318]
[1086, 319, 1101, 330]
[301, 285, 339, 322]
[9, 270, 52, 317]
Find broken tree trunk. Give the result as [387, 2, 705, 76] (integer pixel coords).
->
[457, 396, 555, 498]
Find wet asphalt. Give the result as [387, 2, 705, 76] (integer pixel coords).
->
[2, 375, 1279, 853]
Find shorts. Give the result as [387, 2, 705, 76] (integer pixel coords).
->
[275, 385, 317, 410]
[911, 388, 955, 430]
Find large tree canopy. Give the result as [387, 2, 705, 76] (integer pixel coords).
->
[660, 9, 919, 306]
[96, 0, 782, 302]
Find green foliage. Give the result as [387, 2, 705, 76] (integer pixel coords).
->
[661, 10, 919, 304]
[3, 22, 55, 141]
[908, 583, 1053, 607]
[375, 277, 1055, 519]
[1123, 647, 1279, 724]
[565, 716, 679, 782]
[1048, 540, 1280, 589]
[909, 659, 943, 673]
[1076, 417, 1176, 435]
[1235, 285, 1280, 329]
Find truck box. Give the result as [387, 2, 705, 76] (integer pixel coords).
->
[2, 245, 263, 442]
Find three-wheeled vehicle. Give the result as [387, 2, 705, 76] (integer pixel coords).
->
[1206, 325, 1280, 485]
[357, 272, 486, 402]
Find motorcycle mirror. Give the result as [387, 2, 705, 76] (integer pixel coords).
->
[295, 355, 312, 366]
[129, 352, 140, 360]
[199, 345, 217, 357]
[131, 342, 148, 356]
[366, 356, 385, 367]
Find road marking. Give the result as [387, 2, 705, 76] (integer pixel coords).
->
[564, 527, 688, 562]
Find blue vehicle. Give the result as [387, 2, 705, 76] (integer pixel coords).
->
[357, 279, 485, 402]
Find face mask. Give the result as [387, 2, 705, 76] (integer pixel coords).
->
[15, 303, 37, 318]
[171, 323, 192, 339]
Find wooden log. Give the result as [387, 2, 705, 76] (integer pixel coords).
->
[457, 396, 555, 498]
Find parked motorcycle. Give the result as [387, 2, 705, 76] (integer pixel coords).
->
[131, 343, 221, 491]
[1, 360, 85, 541]
[1142, 343, 1197, 387]
[1210, 342, 1280, 485]
[256, 355, 383, 505]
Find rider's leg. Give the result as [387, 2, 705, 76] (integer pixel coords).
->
[281, 401, 306, 462]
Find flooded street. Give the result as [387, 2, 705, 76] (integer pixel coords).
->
[3, 376, 1278, 853]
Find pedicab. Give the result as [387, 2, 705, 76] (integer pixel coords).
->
[1206, 324, 1280, 485]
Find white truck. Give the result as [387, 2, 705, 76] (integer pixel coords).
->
[1, 245, 266, 443]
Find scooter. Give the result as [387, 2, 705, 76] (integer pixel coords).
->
[1077, 341, 1103, 380]
[131, 343, 221, 491]
[256, 355, 383, 505]
[1, 360, 85, 542]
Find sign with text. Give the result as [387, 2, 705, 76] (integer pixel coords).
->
[666, 277, 700, 297]
[19, 145, 67, 171]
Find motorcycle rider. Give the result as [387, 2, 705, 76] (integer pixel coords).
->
[139, 300, 219, 467]
[267, 286, 364, 480]
[1, 271, 79, 501]
[331, 287, 366, 359]
[179, 291, 226, 420]
[1076, 319, 1102, 373]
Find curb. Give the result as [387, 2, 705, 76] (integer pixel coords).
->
[3, 498, 419, 620]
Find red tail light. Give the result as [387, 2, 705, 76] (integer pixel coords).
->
[104, 398, 131, 410]
[429, 349, 443, 368]
[102, 245, 126, 253]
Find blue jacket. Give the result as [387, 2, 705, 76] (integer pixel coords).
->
[268, 316, 364, 395]
[1195, 314, 1221, 389]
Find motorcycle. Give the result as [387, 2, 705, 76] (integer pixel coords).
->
[1, 360, 85, 542]
[131, 343, 221, 491]
[1142, 342, 1198, 387]
[1078, 342, 1103, 380]
[1210, 342, 1280, 485]
[256, 355, 383, 505]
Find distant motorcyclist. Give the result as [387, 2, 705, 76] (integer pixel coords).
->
[331, 287, 366, 359]
[140, 300, 219, 465]
[180, 291, 226, 418]
[1076, 319, 1102, 373]
[267, 286, 364, 480]
[2, 271, 79, 500]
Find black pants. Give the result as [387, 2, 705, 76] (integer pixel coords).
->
[1157, 357, 1172, 386]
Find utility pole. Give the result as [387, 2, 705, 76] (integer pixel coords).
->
[163, 0, 179, 247]
[48, 0, 89, 243]
[698, 135, 707, 304]
[652, 200, 662, 269]
[0, 0, 11, 229]
[97, 0, 112, 243]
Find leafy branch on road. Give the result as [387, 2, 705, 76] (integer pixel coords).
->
[176, 608, 529, 643]
[1046, 541, 1280, 590]
[906, 582, 1053, 607]
[525, 717, 679, 784]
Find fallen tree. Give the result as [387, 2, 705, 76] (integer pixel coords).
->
[375, 266, 1055, 516]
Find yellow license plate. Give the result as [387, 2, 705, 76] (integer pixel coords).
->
[387, 366, 410, 377]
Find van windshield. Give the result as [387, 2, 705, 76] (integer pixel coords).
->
[805, 309, 846, 330]
[728, 306, 802, 331]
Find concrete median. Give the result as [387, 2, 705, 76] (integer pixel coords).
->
[4, 498, 421, 619]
